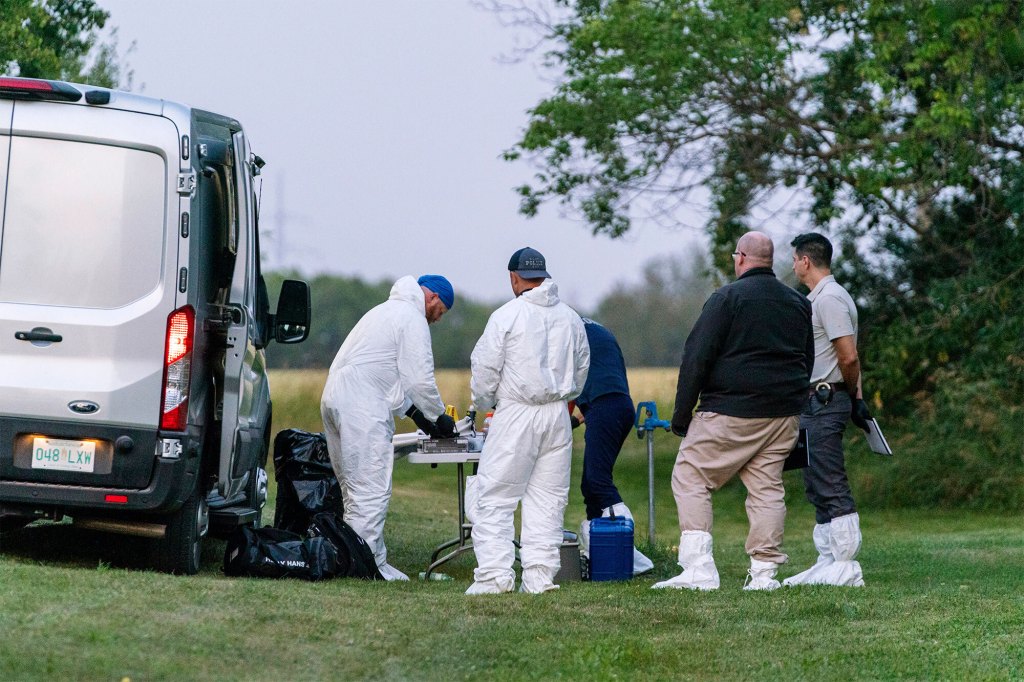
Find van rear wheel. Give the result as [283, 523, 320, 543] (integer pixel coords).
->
[244, 463, 268, 528]
[244, 417, 271, 528]
[154, 487, 209, 574]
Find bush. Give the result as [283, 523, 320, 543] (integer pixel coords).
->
[850, 378, 1024, 511]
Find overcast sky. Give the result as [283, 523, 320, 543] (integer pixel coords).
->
[98, 0, 703, 310]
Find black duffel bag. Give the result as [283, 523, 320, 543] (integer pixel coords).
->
[307, 511, 384, 580]
[272, 429, 342, 534]
[224, 526, 338, 581]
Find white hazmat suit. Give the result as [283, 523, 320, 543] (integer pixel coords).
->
[466, 279, 590, 594]
[320, 276, 446, 580]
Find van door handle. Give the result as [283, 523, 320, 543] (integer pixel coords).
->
[16, 330, 63, 343]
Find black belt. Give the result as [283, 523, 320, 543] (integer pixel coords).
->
[809, 381, 847, 394]
[809, 381, 847, 405]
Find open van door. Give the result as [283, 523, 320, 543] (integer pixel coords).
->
[215, 131, 268, 505]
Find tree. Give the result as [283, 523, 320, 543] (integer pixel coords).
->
[1, 0, 127, 87]
[504, 0, 1024, 408]
[507, 1, 1022, 254]
[500, 1, 1024, 507]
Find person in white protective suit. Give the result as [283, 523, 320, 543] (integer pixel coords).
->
[321, 275, 458, 582]
[466, 247, 590, 595]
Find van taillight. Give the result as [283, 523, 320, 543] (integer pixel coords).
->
[160, 306, 194, 431]
[0, 77, 82, 102]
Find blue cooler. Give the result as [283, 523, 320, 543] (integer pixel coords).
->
[588, 516, 634, 581]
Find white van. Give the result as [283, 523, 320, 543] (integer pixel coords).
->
[0, 77, 310, 574]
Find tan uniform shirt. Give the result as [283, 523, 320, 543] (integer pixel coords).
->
[807, 275, 858, 384]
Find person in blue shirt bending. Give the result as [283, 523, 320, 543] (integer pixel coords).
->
[572, 318, 654, 575]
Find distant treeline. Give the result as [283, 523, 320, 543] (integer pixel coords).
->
[264, 253, 716, 371]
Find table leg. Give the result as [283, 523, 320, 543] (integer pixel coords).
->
[423, 462, 473, 579]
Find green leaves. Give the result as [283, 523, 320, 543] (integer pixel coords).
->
[508, 0, 1024, 243]
[0, 0, 122, 86]
[505, 0, 1024, 414]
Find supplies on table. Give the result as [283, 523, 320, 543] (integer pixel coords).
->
[272, 429, 341, 535]
[412, 414, 484, 455]
[392, 413, 482, 457]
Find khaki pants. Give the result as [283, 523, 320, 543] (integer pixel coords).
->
[671, 411, 799, 563]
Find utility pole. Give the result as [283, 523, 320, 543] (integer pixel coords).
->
[261, 172, 310, 272]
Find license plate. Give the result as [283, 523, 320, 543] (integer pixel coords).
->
[31, 437, 97, 473]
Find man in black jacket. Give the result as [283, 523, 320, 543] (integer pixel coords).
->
[653, 231, 813, 592]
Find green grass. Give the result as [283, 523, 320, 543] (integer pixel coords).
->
[2, 370, 1022, 680]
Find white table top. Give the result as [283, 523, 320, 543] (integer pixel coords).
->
[407, 451, 481, 464]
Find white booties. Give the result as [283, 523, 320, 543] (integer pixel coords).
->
[579, 503, 654, 576]
[519, 565, 560, 594]
[743, 559, 782, 591]
[465, 573, 515, 595]
[652, 530, 719, 590]
[377, 563, 410, 582]
[784, 513, 864, 587]
[783, 522, 833, 586]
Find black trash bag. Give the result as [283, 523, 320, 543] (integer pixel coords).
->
[223, 526, 339, 581]
[273, 429, 342, 534]
[307, 510, 384, 580]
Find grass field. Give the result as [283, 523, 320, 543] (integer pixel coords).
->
[1, 370, 1022, 680]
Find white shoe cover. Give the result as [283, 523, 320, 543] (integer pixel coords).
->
[465, 575, 515, 595]
[578, 517, 591, 559]
[377, 563, 410, 582]
[520, 565, 560, 593]
[652, 530, 719, 590]
[809, 560, 864, 586]
[785, 514, 864, 587]
[632, 548, 654, 575]
[783, 523, 834, 587]
[820, 512, 865, 586]
[743, 559, 781, 591]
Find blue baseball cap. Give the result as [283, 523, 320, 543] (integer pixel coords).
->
[417, 274, 454, 310]
[507, 246, 550, 278]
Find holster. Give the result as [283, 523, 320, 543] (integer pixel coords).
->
[813, 382, 834, 406]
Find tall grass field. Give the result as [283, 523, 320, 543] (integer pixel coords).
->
[1, 369, 1021, 680]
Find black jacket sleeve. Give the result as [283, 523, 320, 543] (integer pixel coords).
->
[672, 292, 731, 435]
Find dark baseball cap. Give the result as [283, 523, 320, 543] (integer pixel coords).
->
[507, 246, 550, 279]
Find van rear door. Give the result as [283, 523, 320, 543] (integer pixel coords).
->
[216, 130, 268, 502]
[0, 103, 179, 453]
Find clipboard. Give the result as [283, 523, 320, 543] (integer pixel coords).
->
[784, 428, 810, 470]
[864, 418, 893, 456]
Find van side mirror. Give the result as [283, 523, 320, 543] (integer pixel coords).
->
[272, 279, 310, 344]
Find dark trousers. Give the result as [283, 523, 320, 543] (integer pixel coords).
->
[800, 390, 857, 524]
[580, 393, 634, 520]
